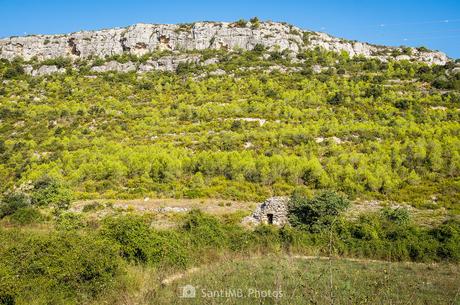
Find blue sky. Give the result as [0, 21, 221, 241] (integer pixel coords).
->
[0, 0, 459, 58]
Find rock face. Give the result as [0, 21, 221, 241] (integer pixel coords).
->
[0, 22, 302, 60]
[138, 54, 201, 72]
[308, 32, 448, 65]
[23, 64, 66, 76]
[243, 197, 289, 226]
[91, 61, 136, 73]
[0, 21, 449, 65]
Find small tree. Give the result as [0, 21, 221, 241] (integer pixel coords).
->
[234, 19, 247, 28]
[250, 17, 260, 29]
[288, 191, 350, 232]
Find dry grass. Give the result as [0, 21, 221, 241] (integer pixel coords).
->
[138, 255, 460, 305]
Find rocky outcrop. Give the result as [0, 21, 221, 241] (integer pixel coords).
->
[91, 61, 136, 73]
[307, 32, 449, 65]
[0, 22, 302, 61]
[138, 54, 201, 72]
[0, 21, 449, 65]
[24, 64, 66, 76]
[89, 54, 207, 73]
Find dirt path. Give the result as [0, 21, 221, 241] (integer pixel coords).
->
[73, 197, 256, 215]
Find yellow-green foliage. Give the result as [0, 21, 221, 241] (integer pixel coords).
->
[0, 49, 459, 211]
[0, 230, 123, 305]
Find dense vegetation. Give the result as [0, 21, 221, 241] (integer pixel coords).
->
[0, 194, 459, 304]
[0, 38, 459, 304]
[0, 48, 459, 212]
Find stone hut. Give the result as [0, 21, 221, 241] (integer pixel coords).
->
[243, 197, 289, 226]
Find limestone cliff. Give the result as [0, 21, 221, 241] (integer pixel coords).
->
[0, 21, 449, 65]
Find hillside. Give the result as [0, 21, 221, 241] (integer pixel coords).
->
[0, 19, 449, 65]
[0, 17, 460, 303]
[1, 18, 459, 209]
[0, 19, 460, 210]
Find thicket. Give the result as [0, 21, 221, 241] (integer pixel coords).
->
[1, 200, 459, 304]
[0, 231, 123, 305]
[0, 47, 459, 212]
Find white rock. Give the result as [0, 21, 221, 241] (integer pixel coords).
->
[1, 20, 449, 72]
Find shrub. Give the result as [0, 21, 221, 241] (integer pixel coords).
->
[432, 75, 451, 89]
[0, 231, 123, 304]
[31, 176, 72, 210]
[250, 17, 260, 29]
[381, 207, 410, 225]
[2, 60, 24, 79]
[40, 56, 71, 69]
[252, 225, 282, 252]
[269, 51, 282, 61]
[327, 92, 344, 105]
[56, 212, 86, 230]
[176, 62, 197, 75]
[101, 215, 189, 267]
[0, 191, 31, 218]
[82, 201, 104, 212]
[417, 46, 430, 52]
[100, 215, 158, 263]
[252, 43, 266, 53]
[430, 219, 460, 261]
[10, 207, 43, 225]
[182, 209, 227, 248]
[288, 191, 350, 232]
[394, 99, 411, 110]
[234, 19, 247, 28]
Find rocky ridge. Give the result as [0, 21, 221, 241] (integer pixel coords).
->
[0, 21, 450, 75]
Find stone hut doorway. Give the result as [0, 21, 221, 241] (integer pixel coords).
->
[267, 213, 274, 224]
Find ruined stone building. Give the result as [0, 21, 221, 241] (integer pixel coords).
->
[243, 197, 289, 226]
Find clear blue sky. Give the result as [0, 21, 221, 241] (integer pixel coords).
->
[0, 0, 459, 58]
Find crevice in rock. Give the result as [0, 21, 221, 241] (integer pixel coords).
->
[120, 37, 130, 52]
[135, 42, 147, 49]
[158, 35, 170, 44]
[67, 38, 80, 56]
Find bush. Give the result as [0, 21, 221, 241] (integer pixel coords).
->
[432, 75, 451, 89]
[100, 215, 158, 263]
[252, 225, 282, 253]
[10, 207, 43, 225]
[234, 19, 247, 28]
[0, 231, 123, 304]
[182, 209, 227, 248]
[430, 219, 460, 261]
[2, 60, 25, 79]
[101, 215, 189, 267]
[56, 212, 86, 230]
[0, 191, 31, 218]
[288, 191, 350, 232]
[252, 43, 266, 53]
[250, 17, 260, 29]
[327, 92, 345, 105]
[82, 201, 104, 212]
[40, 56, 71, 69]
[381, 207, 410, 225]
[31, 176, 72, 210]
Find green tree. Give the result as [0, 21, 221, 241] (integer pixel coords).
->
[288, 191, 350, 232]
